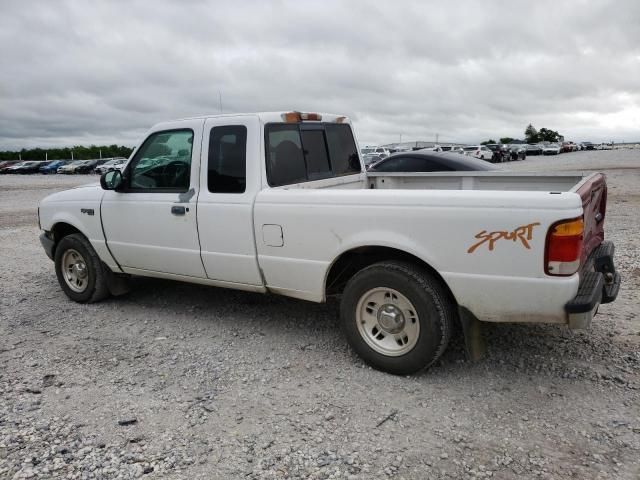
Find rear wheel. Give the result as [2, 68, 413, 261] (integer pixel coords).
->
[54, 233, 110, 303]
[340, 261, 455, 375]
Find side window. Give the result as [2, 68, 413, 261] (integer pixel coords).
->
[325, 124, 360, 175]
[127, 129, 193, 191]
[208, 125, 247, 193]
[266, 124, 306, 186]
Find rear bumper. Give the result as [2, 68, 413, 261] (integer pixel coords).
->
[565, 241, 621, 329]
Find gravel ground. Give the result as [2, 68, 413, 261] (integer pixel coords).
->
[1, 151, 639, 479]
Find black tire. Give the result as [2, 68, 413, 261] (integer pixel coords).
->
[54, 233, 110, 303]
[340, 261, 455, 375]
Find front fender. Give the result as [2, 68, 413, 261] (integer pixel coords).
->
[39, 189, 120, 270]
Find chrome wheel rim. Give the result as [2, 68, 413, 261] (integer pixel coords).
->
[356, 287, 420, 357]
[61, 249, 89, 293]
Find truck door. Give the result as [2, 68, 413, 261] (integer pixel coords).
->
[101, 119, 207, 278]
[196, 116, 263, 285]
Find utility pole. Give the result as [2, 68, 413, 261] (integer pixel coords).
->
[399, 133, 402, 144]
[71, 150, 74, 161]
[45, 152, 48, 161]
[19, 152, 21, 161]
[435, 133, 439, 145]
[99, 149, 102, 160]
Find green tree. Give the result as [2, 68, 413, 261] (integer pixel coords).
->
[0, 145, 134, 161]
[499, 137, 514, 144]
[481, 139, 497, 145]
[538, 128, 562, 142]
[525, 124, 539, 143]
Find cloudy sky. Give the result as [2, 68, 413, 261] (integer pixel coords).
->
[1, 0, 639, 150]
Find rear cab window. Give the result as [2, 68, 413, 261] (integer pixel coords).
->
[265, 123, 361, 187]
[208, 125, 247, 193]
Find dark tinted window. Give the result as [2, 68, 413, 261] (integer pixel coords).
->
[325, 124, 360, 175]
[208, 125, 247, 193]
[300, 129, 331, 179]
[266, 123, 362, 186]
[266, 124, 306, 186]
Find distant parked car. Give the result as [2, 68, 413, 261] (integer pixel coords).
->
[368, 151, 497, 172]
[362, 154, 385, 169]
[0, 161, 17, 172]
[57, 160, 98, 174]
[483, 144, 508, 163]
[76, 160, 99, 173]
[524, 144, 543, 156]
[40, 160, 66, 174]
[464, 145, 494, 161]
[580, 142, 595, 150]
[392, 146, 412, 153]
[13, 161, 48, 174]
[2, 161, 43, 174]
[506, 144, 527, 161]
[95, 158, 127, 175]
[1, 161, 23, 173]
[542, 143, 561, 155]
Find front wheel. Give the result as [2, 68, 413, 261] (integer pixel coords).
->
[54, 233, 110, 303]
[340, 261, 455, 375]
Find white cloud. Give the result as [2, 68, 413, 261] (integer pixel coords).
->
[1, 0, 639, 149]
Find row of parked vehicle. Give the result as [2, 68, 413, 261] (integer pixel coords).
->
[361, 139, 612, 168]
[0, 158, 127, 175]
[361, 144, 525, 167]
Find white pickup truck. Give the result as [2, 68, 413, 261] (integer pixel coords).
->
[38, 111, 621, 374]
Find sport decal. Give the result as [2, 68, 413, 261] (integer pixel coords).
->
[467, 222, 541, 253]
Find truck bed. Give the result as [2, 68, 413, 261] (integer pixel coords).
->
[365, 171, 588, 192]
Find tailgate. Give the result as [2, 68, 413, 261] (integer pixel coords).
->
[575, 173, 607, 264]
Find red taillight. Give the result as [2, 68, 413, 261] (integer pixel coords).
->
[545, 217, 584, 276]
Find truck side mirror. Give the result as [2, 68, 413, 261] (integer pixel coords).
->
[100, 170, 123, 191]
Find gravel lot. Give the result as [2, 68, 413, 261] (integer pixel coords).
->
[1, 151, 639, 479]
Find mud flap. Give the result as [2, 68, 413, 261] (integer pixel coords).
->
[459, 307, 487, 362]
[103, 263, 131, 296]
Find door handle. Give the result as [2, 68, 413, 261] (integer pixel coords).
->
[171, 206, 187, 215]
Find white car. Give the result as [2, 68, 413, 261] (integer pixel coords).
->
[596, 143, 613, 150]
[95, 158, 128, 175]
[464, 145, 494, 161]
[372, 147, 390, 158]
[57, 160, 88, 174]
[37, 111, 620, 375]
[542, 144, 561, 155]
